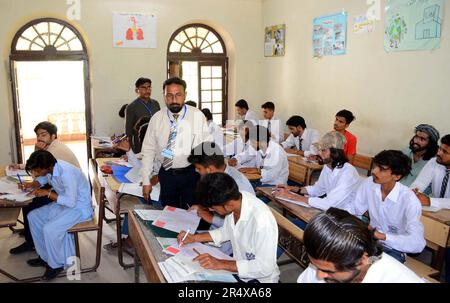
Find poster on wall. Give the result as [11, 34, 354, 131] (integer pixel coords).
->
[354, 15, 375, 34]
[113, 13, 157, 48]
[312, 12, 347, 57]
[384, 0, 444, 52]
[264, 24, 286, 57]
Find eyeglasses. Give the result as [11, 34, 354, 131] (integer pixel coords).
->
[165, 93, 185, 100]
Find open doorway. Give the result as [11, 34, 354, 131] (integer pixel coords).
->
[10, 18, 92, 175]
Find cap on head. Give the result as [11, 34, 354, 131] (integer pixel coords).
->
[314, 131, 346, 150]
[415, 124, 440, 143]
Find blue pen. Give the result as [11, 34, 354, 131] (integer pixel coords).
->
[17, 173, 26, 192]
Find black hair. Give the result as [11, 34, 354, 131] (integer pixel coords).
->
[304, 208, 382, 272]
[135, 77, 152, 88]
[373, 150, 412, 179]
[286, 115, 307, 129]
[329, 148, 348, 169]
[34, 121, 58, 138]
[119, 104, 128, 118]
[195, 173, 242, 208]
[163, 77, 187, 91]
[441, 134, 450, 147]
[261, 101, 275, 111]
[248, 125, 270, 144]
[185, 101, 197, 108]
[336, 109, 355, 125]
[201, 108, 213, 121]
[238, 120, 254, 142]
[235, 99, 249, 110]
[25, 150, 57, 173]
[188, 142, 225, 168]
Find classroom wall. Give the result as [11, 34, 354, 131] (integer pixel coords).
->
[262, 0, 450, 156]
[0, 0, 264, 163]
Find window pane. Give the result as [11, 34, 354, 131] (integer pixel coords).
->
[212, 79, 222, 89]
[169, 40, 182, 52]
[202, 91, 211, 102]
[195, 38, 203, 48]
[212, 102, 222, 113]
[34, 22, 49, 35]
[50, 23, 64, 36]
[212, 90, 222, 101]
[202, 103, 212, 110]
[197, 28, 208, 39]
[181, 61, 199, 102]
[201, 79, 211, 90]
[22, 27, 37, 40]
[205, 31, 218, 46]
[212, 67, 222, 78]
[201, 66, 211, 78]
[202, 46, 213, 53]
[16, 37, 30, 50]
[185, 27, 196, 39]
[211, 42, 224, 53]
[61, 27, 76, 41]
[181, 46, 191, 53]
[30, 43, 44, 51]
[58, 43, 70, 51]
[49, 33, 59, 45]
[175, 31, 188, 44]
[69, 39, 83, 51]
[213, 114, 222, 125]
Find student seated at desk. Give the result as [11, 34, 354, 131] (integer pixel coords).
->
[411, 134, 450, 282]
[259, 101, 283, 144]
[177, 173, 280, 283]
[25, 150, 93, 281]
[235, 99, 259, 124]
[201, 108, 225, 152]
[275, 131, 360, 224]
[333, 109, 357, 164]
[352, 150, 426, 263]
[226, 120, 257, 164]
[9, 121, 80, 255]
[297, 208, 423, 283]
[281, 115, 320, 157]
[187, 141, 255, 255]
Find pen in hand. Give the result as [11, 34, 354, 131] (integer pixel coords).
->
[180, 229, 190, 247]
[17, 174, 26, 192]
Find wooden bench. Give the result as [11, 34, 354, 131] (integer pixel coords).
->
[353, 154, 373, 177]
[404, 256, 440, 283]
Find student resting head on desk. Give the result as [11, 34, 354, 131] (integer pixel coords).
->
[298, 207, 424, 283]
[177, 173, 280, 283]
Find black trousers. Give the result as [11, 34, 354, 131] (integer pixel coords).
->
[158, 165, 200, 210]
[22, 184, 53, 245]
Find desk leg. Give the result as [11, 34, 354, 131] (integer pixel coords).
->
[134, 250, 140, 283]
[431, 247, 446, 273]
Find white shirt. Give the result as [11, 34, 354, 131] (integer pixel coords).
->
[297, 253, 424, 283]
[257, 140, 289, 185]
[259, 117, 284, 143]
[244, 109, 259, 124]
[223, 137, 245, 157]
[208, 121, 225, 151]
[352, 178, 426, 253]
[281, 128, 321, 157]
[411, 158, 450, 210]
[306, 163, 361, 212]
[140, 105, 211, 185]
[225, 165, 255, 195]
[234, 141, 257, 168]
[209, 191, 280, 283]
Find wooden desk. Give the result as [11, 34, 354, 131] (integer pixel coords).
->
[91, 138, 120, 159]
[287, 156, 322, 186]
[128, 207, 167, 283]
[257, 186, 450, 277]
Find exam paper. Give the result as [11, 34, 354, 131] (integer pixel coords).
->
[276, 195, 312, 208]
[134, 209, 162, 221]
[0, 179, 24, 195]
[0, 192, 34, 202]
[152, 206, 200, 233]
[118, 183, 160, 201]
[5, 167, 29, 177]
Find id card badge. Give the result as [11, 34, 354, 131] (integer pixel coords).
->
[161, 148, 174, 160]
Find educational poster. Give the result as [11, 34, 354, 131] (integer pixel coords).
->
[265, 24, 286, 57]
[313, 12, 348, 57]
[354, 15, 375, 34]
[384, 0, 444, 52]
[113, 13, 157, 48]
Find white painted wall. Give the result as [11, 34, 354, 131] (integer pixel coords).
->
[262, 0, 450, 155]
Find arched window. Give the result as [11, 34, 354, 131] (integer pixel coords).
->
[10, 18, 92, 166]
[167, 24, 228, 125]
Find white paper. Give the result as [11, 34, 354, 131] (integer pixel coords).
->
[113, 13, 157, 48]
[158, 261, 236, 283]
[156, 237, 178, 250]
[124, 166, 141, 182]
[152, 206, 201, 233]
[0, 192, 34, 202]
[5, 167, 29, 177]
[276, 195, 312, 208]
[134, 209, 162, 221]
[118, 183, 160, 201]
[286, 153, 299, 157]
[112, 159, 133, 168]
[0, 179, 24, 195]
[422, 206, 440, 213]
